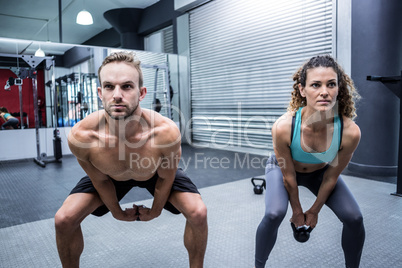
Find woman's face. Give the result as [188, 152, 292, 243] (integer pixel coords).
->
[299, 67, 339, 113]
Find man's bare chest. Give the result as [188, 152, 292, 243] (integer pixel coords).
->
[90, 145, 162, 181]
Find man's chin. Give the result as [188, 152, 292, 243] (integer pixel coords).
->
[110, 115, 126, 120]
[107, 111, 127, 120]
[108, 110, 137, 120]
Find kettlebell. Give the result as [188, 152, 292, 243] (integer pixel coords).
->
[290, 222, 313, 243]
[251, 178, 266, 194]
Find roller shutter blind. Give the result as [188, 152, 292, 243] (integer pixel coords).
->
[189, 0, 334, 154]
[163, 26, 174, 54]
[137, 52, 169, 117]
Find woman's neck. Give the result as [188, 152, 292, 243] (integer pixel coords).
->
[301, 107, 335, 131]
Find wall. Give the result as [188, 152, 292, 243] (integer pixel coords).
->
[174, 0, 210, 11]
[139, 0, 182, 36]
[0, 127, 72, 161]
[176, 13, 191, 144]
[336, 0, 351, 74]
[349, 0, 402, 176]
[90, 0, 183, 52]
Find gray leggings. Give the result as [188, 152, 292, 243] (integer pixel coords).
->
[1, 118, 19, 129]
[255, 156, 365, 268]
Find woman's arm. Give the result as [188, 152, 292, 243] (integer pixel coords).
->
[273, 113, 305, 227]
[305, 118, 361, 228]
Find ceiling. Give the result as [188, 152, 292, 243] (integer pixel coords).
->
[0, 0, 160, 56]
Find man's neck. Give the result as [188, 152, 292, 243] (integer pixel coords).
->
[104, 108, 145, 140]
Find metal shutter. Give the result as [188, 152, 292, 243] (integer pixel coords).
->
[189, 0, 334, 154]
[163, 26, 174, 54]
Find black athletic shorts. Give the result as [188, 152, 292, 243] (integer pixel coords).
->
[69, 168, 200, 216]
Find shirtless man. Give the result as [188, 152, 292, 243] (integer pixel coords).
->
[54, 51, 208, 268]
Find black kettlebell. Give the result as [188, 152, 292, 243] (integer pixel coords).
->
[291, 222, 313, 243]
[251, 178, 266, 194]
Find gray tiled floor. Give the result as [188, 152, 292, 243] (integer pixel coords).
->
[0, 174, 401, 267]
[0, 144, 401, 267]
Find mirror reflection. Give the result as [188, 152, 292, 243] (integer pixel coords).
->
[0, 38, 183, 131]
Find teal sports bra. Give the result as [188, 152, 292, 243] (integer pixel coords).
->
[3, 113, 11, 120]
[290, 107, 343, 164]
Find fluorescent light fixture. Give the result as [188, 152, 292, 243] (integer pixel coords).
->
[35, 47, 45, 57]
[76, 10, 93, 25]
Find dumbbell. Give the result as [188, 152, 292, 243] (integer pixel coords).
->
[290, 222, 313, 243]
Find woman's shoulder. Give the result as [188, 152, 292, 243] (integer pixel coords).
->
[341, 116, 361, 149]
[272, 111, 294, 143]
[274, 111, 294, 130]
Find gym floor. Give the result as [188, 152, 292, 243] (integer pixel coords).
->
[0, 144, 401, 267]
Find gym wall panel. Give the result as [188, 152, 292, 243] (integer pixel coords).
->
[188, 0, 334, 154]
[0, 127, 72, 161]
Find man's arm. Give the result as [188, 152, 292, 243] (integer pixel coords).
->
[68, 126, 137, 222]
[138, 123, 181, 221]
[76, 159, 138, 221]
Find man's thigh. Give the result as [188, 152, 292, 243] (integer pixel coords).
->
[168, 191, 206, 217]
[58, 192, 104, 220]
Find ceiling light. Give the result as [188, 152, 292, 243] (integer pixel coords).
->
[76, 10, 93, 25]
[35, 46, 45, 57]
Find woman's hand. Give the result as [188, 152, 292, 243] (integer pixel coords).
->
[304, 209, 318, 228]
[290, 211, 306, 227]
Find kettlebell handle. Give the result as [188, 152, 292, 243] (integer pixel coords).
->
[251, 178, 266, 189]
[291, 223, 313, 232]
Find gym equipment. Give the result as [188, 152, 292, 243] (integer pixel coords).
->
[54, 73, 98, 127]
[0, 52, 62, 167]
[142, 63, 173, 119]
[31, 59, 62, 167]
[251, 177, 266, 194]
[80, 73, 98, 118]
[291, 222, 313, 243]
[367, 72, 402, 197]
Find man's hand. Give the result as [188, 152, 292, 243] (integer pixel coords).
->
[134, 204, 160, 222]
[112, 207, 138, 222]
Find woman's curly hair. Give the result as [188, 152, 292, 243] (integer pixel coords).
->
[288, 55, 360, 119]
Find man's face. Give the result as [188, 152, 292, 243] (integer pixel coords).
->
[98, 62, 146, 120]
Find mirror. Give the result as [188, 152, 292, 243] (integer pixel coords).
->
[0, 37, 184, 131]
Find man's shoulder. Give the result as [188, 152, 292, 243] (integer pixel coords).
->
[143, 109, 181, 148]
[68, 111, 103, 147]
[155, 117, 181, 145]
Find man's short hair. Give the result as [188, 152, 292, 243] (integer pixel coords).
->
[98, 51, 143, 88]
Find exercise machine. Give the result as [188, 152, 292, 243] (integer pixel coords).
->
[0, 53, 62, 167]
[142, 63, 173, 120]
[367, 71, 402, 196]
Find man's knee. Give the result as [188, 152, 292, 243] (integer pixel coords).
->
[54, 207, 82, 231]
[186, 202, 208, 227]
